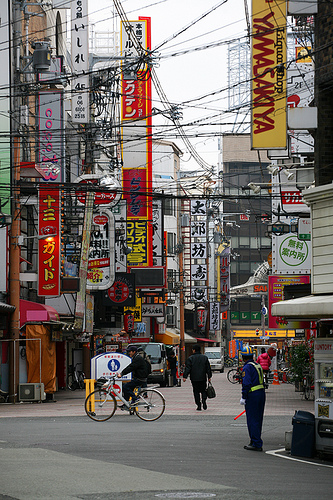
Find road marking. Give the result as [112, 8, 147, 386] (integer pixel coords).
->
[266, 448, 333, 468]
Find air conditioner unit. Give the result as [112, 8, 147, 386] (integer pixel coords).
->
[19, 383, 45, 402]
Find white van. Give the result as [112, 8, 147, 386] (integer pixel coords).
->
[204, 346, 224, 373]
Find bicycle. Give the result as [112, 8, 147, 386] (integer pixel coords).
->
[85, 376, 166, 422]
[0, 389, 9, 403]
[224, 356, 237, 368]
[302, 370, 314, 401]
[67, 363, 85, 391]
[227, 367, 242, 384]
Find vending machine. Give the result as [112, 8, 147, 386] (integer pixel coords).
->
[314, 338, 333, 455]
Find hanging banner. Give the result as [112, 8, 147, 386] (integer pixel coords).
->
[38, 186, 61, 296]
[87, 210, 115, 290]
[74, 192, 94, 330]
[71, 0, 89, 123]
[121, 18, 153, 268]
[152, 199, 164, 266]
[251, 0, 287, 149]
[38, 91, 64, 182]
[210, 302, 220, 331]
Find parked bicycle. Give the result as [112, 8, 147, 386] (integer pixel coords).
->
[67, 363, 85, 391]
[85, 376, 166, 422]
[224, 356, 237, 368]
[302, 369, 314, 401]
[0, 389, 9, 403]
[227, 367, 242, 384]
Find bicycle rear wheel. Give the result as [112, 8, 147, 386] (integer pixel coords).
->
[134, 389, 165, 421]
[67, 374, 78, 391]
[85, 389, 117, 422]
[227, 368, 239, 384]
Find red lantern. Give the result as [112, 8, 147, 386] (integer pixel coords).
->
[124, 310, 134, 333]
[197, 307, 206, 328]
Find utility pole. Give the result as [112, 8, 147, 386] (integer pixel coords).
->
[8, 0, 23, 403]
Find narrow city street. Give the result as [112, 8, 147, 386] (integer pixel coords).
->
[0, 372, 331, 500]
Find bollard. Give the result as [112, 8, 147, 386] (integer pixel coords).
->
[84, 379, 95, 413]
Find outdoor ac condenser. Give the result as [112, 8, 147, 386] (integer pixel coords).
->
[19, 383, 45, 402]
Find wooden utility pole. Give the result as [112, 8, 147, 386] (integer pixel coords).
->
[8, 137, 21, 403]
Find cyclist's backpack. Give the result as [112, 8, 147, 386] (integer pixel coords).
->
[144, 356, 152, 377]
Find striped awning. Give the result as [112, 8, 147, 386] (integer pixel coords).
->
[0, 302, 16, 314]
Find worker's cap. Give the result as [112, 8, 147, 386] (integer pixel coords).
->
[126, 345, 138, 352]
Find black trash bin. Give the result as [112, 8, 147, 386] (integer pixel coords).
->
[291, 410, 315, 458]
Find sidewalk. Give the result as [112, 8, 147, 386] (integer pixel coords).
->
[0, 371, 314, 418]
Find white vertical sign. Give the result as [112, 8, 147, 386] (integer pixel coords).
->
[210, 302, 220, 331]
[71, 0, 89, 123]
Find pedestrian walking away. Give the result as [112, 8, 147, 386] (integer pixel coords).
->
[168, 350, 178, 386]
[116, 345, 148, 409]
[183, 344, 212, 411]
[257, 347, 271, 389]
[239, 346, 265, 452]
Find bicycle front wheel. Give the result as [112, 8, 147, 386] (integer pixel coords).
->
[227, 368, 239, 384]
[134, 389, 165, 421]
[85, 389, 117, 422]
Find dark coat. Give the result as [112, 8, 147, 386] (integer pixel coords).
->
[121, 352, 147, 381]
[183, 352, 212, 382]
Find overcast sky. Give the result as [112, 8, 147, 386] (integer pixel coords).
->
[88, 0, 248, 171]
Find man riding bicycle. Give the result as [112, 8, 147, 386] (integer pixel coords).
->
[116, 345, 148, 408]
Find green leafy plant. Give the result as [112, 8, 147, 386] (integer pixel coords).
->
[288, 339, 314, 383]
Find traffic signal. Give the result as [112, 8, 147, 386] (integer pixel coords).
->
[256, 328, 260, 336]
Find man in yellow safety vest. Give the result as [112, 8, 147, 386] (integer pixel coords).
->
[239, 345, 265, 451]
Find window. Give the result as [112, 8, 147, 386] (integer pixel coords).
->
[167, 232, 176, 254]
[164, 198, 174, 216]
[166, 305, 176, 326]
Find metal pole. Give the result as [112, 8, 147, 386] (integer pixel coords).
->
[261, 295, 266, 343]
[179, 248, 185, 366]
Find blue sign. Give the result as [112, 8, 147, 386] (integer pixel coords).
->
[107, 359, 121, 372]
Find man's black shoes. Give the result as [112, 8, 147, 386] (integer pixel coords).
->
[244, 444, 263, 451]
[196, 406, 201, 411]
[202, 401, 207, 410]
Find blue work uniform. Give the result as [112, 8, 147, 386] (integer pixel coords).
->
[241, 360, 265, 449]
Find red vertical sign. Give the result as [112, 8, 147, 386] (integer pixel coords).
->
[38, 186, 61, 296]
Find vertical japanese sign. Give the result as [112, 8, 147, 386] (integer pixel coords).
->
[210, 302, 220, 331]
[71, 0, 89, 123]
[219, 246, 230, 313]
[190, 200, 208, 302]
[87, 210, 115, 290]
[152, 199, 164, 266]
[38, 91, 64, 182]
[121, 18, 152, 267]
[251, 0, 287, 149]
[38, 187, 61, 296]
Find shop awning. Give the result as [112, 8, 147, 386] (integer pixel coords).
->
[271, 295, 333, 319]
[156, 329, 198, 345]
[156, 331, 179, 345]
[20, 299, 60, 328]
